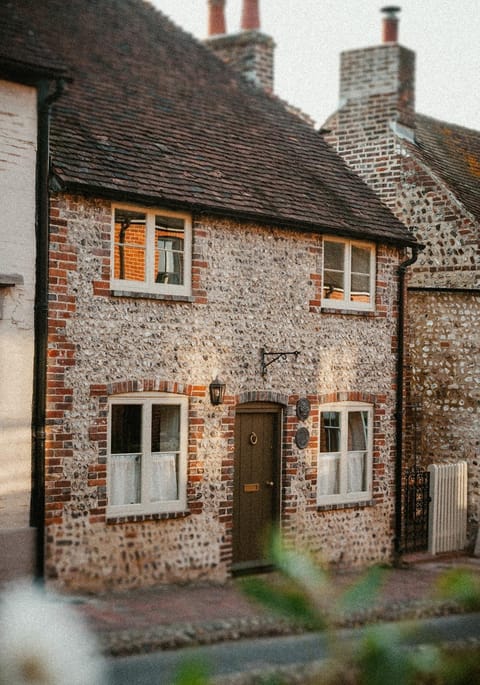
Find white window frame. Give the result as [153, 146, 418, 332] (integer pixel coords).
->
[317, 402, 373, 507]
[111, 204, 192, 297]
[107, 393, 188, 516]
[321, 237, 375, 311]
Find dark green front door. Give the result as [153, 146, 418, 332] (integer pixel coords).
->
[233, 404, 281, 569]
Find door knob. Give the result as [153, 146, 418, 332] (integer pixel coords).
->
[265, 481, 274, 487]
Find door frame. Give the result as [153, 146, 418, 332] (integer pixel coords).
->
[232, 402, 283, 572]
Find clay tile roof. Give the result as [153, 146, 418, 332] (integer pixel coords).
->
[1, 0, 415, 246]
[0, 7, 67, 80]
[411, 114, 480, 223]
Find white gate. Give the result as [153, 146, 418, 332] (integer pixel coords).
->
[428, 461, 468, 555]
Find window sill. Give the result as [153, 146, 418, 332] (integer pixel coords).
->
[111, 289, 194, 303]
[320, 307, 375, 317]
[316, 499, 373, 512]
[106, 510, 191, 524]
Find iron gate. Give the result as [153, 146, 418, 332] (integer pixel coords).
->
[403, 468, 430, 553]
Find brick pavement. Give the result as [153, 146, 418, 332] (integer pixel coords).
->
[58, 554, 480, 656]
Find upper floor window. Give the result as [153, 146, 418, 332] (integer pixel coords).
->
[317, 402, 373, 506]
[107, 394, 188, 516]
[322, 238, 375, 311]
[111, 205, 192, 296]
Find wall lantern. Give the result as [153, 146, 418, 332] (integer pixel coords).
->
[209, 376, 226, 405]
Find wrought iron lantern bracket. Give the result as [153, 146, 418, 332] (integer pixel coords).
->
[261, 348, 300, 377]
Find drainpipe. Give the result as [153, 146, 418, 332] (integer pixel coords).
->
[394, 243, 421, 564]
[31, 78, 65, 581]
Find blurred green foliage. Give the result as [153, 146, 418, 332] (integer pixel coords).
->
[174, 659, 210, 685]
[436, 568, 480, 611]
[238, 531, 480, 685]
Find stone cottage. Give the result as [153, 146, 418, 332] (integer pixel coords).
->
[1, 0, 417, 590]
[323, 7, 480, 551]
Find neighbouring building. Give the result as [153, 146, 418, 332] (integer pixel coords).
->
[0, 22, 67, 580]
[1, 0, 418, 591]
[324, 7, 480, 551]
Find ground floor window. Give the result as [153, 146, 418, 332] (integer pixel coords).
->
[107, 394, 188, 516]
[317, 402, 373, 506]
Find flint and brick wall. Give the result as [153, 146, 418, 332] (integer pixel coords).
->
[324, 42, 480, 548]
[43, 193, 404, 591]
[406, 290, 479, 541]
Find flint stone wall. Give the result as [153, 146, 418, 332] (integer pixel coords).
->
[45, 193, 402, 591]
[407, 290, 480, 542]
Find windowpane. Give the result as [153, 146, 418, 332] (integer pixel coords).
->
[110, 454, 141, 505]
[347, 452, 366, 492]
[351, 245, 371, 274]
[318, 454, 340, 495]
[111, 404, 142, 454]
[350, 245, 372, 304]
[320, 411, 341, 452]
[151, 405, 180, 502]
[151, 405, 180, 452]
[155, 215, 184, 285]
[324, 241, 345, 270]
[114, 209, 146, 282]
[323, 242, 345, 300]
[151, 453, 179, 501]
[348, 411, 368, 451]
[350, 274, 371, 303]
[323, 269, 345, 300]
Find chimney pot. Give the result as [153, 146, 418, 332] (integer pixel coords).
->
[381, 5, 401, 43]
[241, 0, 260, 31]
[208, 0, 226, 36]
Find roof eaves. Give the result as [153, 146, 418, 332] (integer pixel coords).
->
[52, 176, 417, 248]
[0, 56, 70, 85]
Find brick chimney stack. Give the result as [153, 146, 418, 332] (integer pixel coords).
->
[323, 7, 416, 210]
[382, 5, 401, 43]
[208, 0, 227, 36]
[241, 0, 260, 31]
[205, 0, 274, 92]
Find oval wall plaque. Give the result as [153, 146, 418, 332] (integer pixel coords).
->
[296, 397, 311, 421]
[295, 427, 310, 449]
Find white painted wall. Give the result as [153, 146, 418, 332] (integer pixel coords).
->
[0, 80, 37, 529]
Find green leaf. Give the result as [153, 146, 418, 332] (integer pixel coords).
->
[174, 659, 210, 685]
[436, 569, 480, 611]
[240, 576, 325, 629]
[337, 565, 386, 615]
[357, 624, 414, 685]
[267, 531, 329, 594]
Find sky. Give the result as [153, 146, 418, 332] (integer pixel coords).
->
[152, 0, 479, 131]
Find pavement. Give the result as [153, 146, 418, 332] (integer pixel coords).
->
[58, 553, 480, 657]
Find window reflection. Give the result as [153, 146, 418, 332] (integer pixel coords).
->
[155, 215, 185, 285]
[114, 209, 146, 282]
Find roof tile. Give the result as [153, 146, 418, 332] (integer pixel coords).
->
[410, 114, 480, 223]
[1, 0, 415, 245]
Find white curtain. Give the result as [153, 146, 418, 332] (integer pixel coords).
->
[318, 454, 340, 496]
[347, 451, 366, 492]
[151, 453, 178, 502]
[110, 454, 140, 505]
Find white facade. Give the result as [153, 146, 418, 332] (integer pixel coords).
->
[0, 80, 37, 533]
